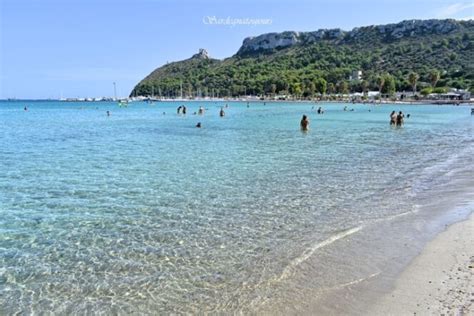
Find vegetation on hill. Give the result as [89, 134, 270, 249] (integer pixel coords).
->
[130, 19, 474, 98]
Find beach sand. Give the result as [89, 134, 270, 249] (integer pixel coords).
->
[368, 214, 473, 315]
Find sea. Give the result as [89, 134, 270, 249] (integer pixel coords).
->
[0, 100, 473, 314]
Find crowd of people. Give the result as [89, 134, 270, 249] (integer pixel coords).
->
[33, 102, 414, 130]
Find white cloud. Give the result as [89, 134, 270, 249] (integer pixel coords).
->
[435, 2, 474, 19]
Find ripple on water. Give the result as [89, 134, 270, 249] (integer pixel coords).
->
[0, 101, 472, 313]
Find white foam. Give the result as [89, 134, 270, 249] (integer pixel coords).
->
[331, 271, 381, 290]
[278, 226, 363, 281]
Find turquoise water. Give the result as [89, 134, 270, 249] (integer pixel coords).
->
[0, 101, 473, 313]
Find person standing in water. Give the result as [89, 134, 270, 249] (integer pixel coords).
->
[390, 111, 397, 125]
[198, 106, 205, 115]
[219, 107, 225, 117]
[300, 115, 310, 131]
[396, 111, 404, 126]
[182, 105, 187, 115]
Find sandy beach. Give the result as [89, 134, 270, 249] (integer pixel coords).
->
[369, 214, 474, 315]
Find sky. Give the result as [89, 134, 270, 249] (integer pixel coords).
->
[1, 0, 473, 99]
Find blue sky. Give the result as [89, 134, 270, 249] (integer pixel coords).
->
[1, 0, 473, 99]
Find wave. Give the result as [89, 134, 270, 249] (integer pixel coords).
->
[277, 226, 363, 281]
[412, 143, 474, 195]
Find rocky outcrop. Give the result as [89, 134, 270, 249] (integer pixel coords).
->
[239, 31, 300, 52]
[237, 19, 467, 55]
[352, 19, 464, 40]
[237, 29, 345, 54]
[191, 48, 210, 59]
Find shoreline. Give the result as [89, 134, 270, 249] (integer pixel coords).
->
[368, 213, 474, 315]
[1, 99, 473, 106]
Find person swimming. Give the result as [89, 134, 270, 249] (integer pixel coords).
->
[24, 106, 28, 111]
[219, 107, 225, 117]
[106, 111, 110, 117]
[196, 122, 202, 128]
[317, 107, 324, 114]
[198, 106, 205, 115]
[390, 111, 397, 125]
[300, 115, 309, 131]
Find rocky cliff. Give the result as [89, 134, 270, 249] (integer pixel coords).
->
[237, 19, 469, 55]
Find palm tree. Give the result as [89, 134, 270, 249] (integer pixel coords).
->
[408, 72, 419, 95]
[361, 80, 368, 95]
[376, 75, 385, 102]
[429, 70, 440, 88]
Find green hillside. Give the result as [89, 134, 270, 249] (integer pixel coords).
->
[130, 19, 474, 98]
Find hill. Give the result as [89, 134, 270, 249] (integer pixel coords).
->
[130, 19, 474, 98]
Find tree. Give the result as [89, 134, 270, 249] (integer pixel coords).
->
[291, 83, 302, 97]
[361, 80, 368, 94]
[376, 75, 385, 95]
[270, 84, 277, 95]
[408, 72, 419, 94]
[304, 81, 315, 97]
[337, 81, 349, 94]
[429, 69, 440, 88]
[314, 78, 327, 95]
[327, 82, 335, 95]
[420, 87, 432, 96]
[382, 74, 396, 96]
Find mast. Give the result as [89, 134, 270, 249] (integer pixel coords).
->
[113, 82, 117, 100]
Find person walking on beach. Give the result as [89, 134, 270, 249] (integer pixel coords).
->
[396, 111, 404, 126]
[300, 115, 309, 131]
[390, 111, 397, 125]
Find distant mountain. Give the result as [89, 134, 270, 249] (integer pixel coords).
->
[130, 19, 474, 97]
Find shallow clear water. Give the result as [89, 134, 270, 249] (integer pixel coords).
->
[0, 101, 473, 313]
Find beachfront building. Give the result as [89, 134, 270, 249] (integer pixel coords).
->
[427, 89, 471, 101]
[367, 91, 380, 100]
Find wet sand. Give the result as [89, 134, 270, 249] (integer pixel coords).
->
[368, 214, 473, 315]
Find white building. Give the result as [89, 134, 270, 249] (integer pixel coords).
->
[349, 70, 362, 81]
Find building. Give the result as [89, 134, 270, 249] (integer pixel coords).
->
[349, 70, 362, 81]
[427, 89, 471, 101]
